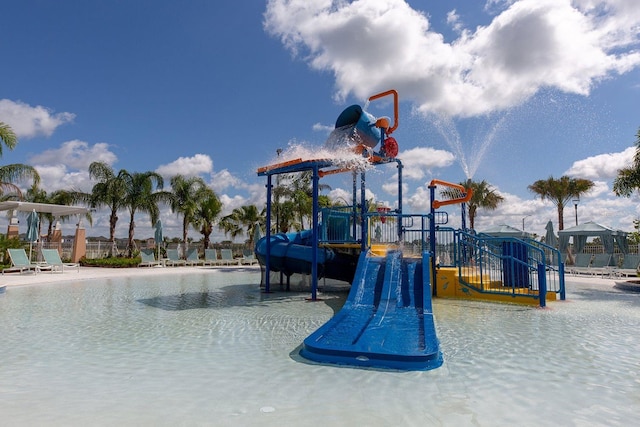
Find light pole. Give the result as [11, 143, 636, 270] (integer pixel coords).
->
[572, 196, 580, 226]
[522, 215, 530, 231]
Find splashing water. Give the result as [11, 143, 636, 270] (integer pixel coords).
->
[271, 125, 375, 173]
[428, 112, 510, 180]
[412, 89, 608, 181]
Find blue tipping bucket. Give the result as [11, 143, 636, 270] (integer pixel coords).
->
[335, 104, 381, 148]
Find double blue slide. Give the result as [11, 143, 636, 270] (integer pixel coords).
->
[300, 249, 442, 370]
[257, 233, 442, 370]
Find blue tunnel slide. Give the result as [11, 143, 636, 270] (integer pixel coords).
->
[256, 232, 443, 370]
[255, 230, 358, 284]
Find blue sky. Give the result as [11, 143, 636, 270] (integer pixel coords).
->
[1, 0, 639, 241]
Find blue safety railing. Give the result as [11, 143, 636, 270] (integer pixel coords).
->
[320, 206, 357, 243]
[318, 207, 565, 306]
[458, 231, 565, 306]
[522, 238, 566, 301]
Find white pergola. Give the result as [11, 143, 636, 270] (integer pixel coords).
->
[0, 201, 90, 216]
[0, 201, 90, 263]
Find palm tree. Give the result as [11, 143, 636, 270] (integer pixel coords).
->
[192, 191, 222, 249]
[119, 170, 170, 256]
[461, 179, 504, 229]
[219, 204, 265, 246]
[0, 122, 40, 201]
[275, 199, 300, 233]
[273, 171, 331, 231]
[528, 175, 594, 230]
[272, 173, 300, 232]
[613, 128, 640, 197]
[83, 162, 127, 248]
[169, 175, 208, 247]
[290, 173, 313, 229]
[293, 171, 332, 229]
[0, 122, 18, 154]
[0, 164, 40, 198]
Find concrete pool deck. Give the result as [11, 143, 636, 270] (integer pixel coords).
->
[0, 264, 261, 289]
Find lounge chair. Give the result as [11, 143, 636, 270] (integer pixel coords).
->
[611, 253, 622, 269]
[41, 248, 80, 272]
[588, 253, 613, 277]
[614, 253, 640, 277]
[165, 248, 186, 266]
[3, 248, 42, 275]
[241, 249, 258, 265]
[203, 248, 220, 266]
[185, 248, 203, 266]
[220, 248, 241, 265]
[138, 248, 162, 267]
[569, 253, 592, 276]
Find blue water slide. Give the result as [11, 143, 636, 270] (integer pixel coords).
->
[255, 230, 357, 283]
[300, 250, 443, 371]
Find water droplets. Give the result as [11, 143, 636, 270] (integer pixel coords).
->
[270, 125, 376, 174]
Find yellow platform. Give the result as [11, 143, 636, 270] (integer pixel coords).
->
[435, 267, 557, 306]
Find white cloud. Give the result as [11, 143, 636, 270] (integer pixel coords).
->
[382, 181, 408, 197]
[0, 99, 75, 138]
[29, 140, 117, 170]
[397, 146, 455, 180]
[406, 185, 431, 212]
[218, 194, 248, 216]
[585, 180, 610, 198]
[244, 182, 267, 206]
[565, 146, 634, 180]
[156, 154, 213, 178]
[210, 169, 244, 192]
[312, 122, 334, 133]
[33, 165, 92, 193]
[265, 0, 640, 117]
[472, 190, 555, 232]
[446, 9, 464, 34]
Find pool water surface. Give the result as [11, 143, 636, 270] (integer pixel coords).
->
[0, 269, 638, 426]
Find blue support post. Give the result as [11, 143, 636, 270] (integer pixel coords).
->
[461, 202, 467, 231]
[538, 262, 547, 308]
[352, 171, 357, 241]
[429, 183, 437, 296]
[310, 166, 320, 301]
[421, 215, 427, 252]
[396, 159, 403, 242]
[264, 175, 272, 293]
[559, 262, 566, 301]
[360, 171, 367, 252]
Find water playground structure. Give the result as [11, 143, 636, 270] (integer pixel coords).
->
[256, 90, 566, 371]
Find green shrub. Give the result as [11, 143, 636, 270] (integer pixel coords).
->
[80, 256, 140, 268]
[0, 235, 30, 268]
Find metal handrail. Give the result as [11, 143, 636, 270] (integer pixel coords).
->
[457, 231, 566, 306]
[317, 209, 565, 307]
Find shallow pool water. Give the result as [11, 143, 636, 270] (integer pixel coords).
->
[1, 270, 639, 426]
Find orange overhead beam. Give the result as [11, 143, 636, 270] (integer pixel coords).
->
[368, 89, 399, 134]
[256, 158, 303, 174]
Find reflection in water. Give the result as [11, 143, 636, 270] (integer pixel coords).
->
[138, 284, 261, 311]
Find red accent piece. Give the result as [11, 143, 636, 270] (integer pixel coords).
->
[377, 206, 391, 224]
[383, 137, 399, 158]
